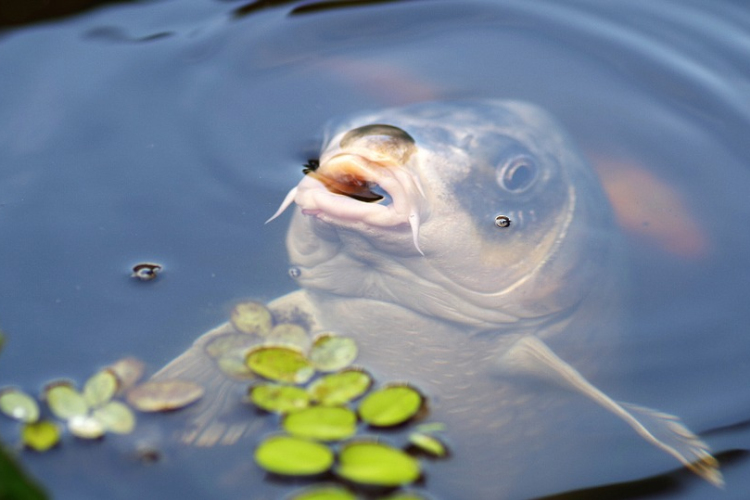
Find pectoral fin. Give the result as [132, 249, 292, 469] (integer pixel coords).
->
[500, 336, 723, 487]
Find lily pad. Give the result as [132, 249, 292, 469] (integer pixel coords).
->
[45, 383, 88, 420]
[408, 432, 448, 458]
[204, 332, 261, 379]
[83, 370, 118, 408]
[287, 485, 357, 500]
[283, 406, 357, 441]
[68, 415, 105, 439]
[21, 421, 61, 452]
[336, 441, 420, 486]
[0, 389, 40, 423]
[92, 401, 136, 434]
[309, 334, 357, 372]
[358, 385, 424, 427]
[127, 380, 204, 412]
[246, 346, 315, 384]
[268, 323, 310, 351]
[249, 384, 310, 414]
[254, 435, 333, 476]
[107, 357, 145, 392]
[230, 301, 273, 336]
[308, 369, 372, 406]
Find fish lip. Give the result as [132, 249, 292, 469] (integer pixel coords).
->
[267, 151, 427, 254]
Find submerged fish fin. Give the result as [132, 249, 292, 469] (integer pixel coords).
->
[500, 335, 723, 487]
[265, 186, 298, 224]
[408, 212, 424, 256]
[150, 323, 258, 447]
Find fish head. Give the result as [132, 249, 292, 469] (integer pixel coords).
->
[274, 100, 615, 331]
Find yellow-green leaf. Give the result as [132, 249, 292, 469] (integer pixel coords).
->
[308, 369, 372, 406]
[408, 432, 448, 458]
[249, 384, 310, 414]
[21, 421, 61, 452]
[309, 334, 357, 372]
[45, 382, 88, 420]
[230, 301, 273, 336]
[358, 385, 424, 427]
[83, 370, 118, 408]
[68, 415, 105, 439]
[283, 406, 357, 442]
[336, 441, 420, 486]
[0, 388, 40, 423]
[246, 346, 315, 384]
[254, 435, 333, 476]
[93, 401, 136, 434]
[287, 485, 357, 500]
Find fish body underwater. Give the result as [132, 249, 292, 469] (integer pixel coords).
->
[153, 100, 720, 497]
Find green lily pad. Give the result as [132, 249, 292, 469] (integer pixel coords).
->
[408, 432, 448, 458]
[267, 323, 310, 351]
[45, 382, 88, 420]
[21, 421, 61, 452]
[230, 301, 273, 336]
[308, 369, 372, 406]
[204, 332, 261, 379]
[287, 485, 357, 500]
[378, 492, 430, 500]
[83, 370, 118, 408]
[246, 346, 315, 384]
[107, 357, 145, 393]
[254, 435, 333, 476]
[336, 441, 420, 486]
[309, 334, 357, 372]
[68, 415, 105, 439]
[0, 389, 40, 423]
[358, 385, 424, 427]
[127, 380, 204, 412]
[92, 401, 136, 434]
[283, 406, 357, 442]
[249, 384, 310, 414]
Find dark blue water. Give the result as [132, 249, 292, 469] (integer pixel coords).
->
[1, 1, 750, 499]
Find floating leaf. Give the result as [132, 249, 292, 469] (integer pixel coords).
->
[204, 332, 259, 379]
[92, 401, 136, 434]
[358, 385, 424, 427]
[246, 346, 315, 384]
[308, 369, 372, 406]
[45, 383, 88, 420]
[127, 380, 204, 412]
[83, 370, 118, 408]
[254, 435, 333, 476]
[336, 441, 420, 486]
[378, 492, 430, 500]
[230, 301, 273, 336]
[408, 432, 448, 458]
[283, 406, 357, 442]
[68, 415, 105, 439]
[108, 357, 145, 392]
[21, 421, 60, 452]
[309, 334, 357, 372]
[287, 485, 357, 500]
[249, 384, 310, 414]
[414, 422, 445, 433]
[0, 389, 40, 423]
[268, 323, 310, 351]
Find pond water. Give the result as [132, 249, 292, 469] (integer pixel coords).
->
[1, 0, 750, 499]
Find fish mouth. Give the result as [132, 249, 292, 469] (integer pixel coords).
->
[267, 152, 426, 254]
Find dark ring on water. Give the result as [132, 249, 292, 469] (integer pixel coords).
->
[494, 215, 511, 228]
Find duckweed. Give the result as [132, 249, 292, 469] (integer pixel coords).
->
[0, 389, 40, 423]
[282, 406, 357, 441]
[249, 384, 310, 414]
[309, 334, 357, 372]
[408, 432, 448, 458]
[230, 301, 273, 336]
[287, 485, 357, 500]
[336, 441, 421, 486]
[358, 385, 423, 427]
[307, 369, 372, 406]
[255, 435, 333, 476]
[246, 346, 315, 384]
[21, 421, 61, 452]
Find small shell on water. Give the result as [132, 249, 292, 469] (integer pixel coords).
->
[131, 263, 163, 281]
[494, 215, 511, 228]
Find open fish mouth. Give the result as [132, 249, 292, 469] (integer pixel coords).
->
[267, 143, 426, 255]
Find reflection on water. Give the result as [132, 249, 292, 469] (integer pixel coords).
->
[1, 0, 750, 499]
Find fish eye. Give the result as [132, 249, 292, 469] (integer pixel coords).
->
[496, 156, 538, 193]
